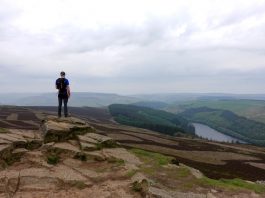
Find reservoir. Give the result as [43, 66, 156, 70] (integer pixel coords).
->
[193, 123, 246, 143]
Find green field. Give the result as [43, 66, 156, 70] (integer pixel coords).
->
[165, 99, 265, 123]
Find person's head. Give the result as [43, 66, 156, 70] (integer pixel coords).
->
[60, 71, 65, 78]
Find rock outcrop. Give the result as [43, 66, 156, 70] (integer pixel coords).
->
[0, 116, 142, 197]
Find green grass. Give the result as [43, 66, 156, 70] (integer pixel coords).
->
[129, 148, 197, 192]
[126, 169, 138, 178]
[70, 181, 87, 189]
[199, 177, 265, 194]
[131, 148, 265, 194]
[47, 154, 60, 165]
[130, 148, 173, 166]
[130, 148, 191, 178]
[132, 179, 149, 195]
[107, 156, 125, 166]
[0, 128, 7, 133]
[176, 167, 190, 178]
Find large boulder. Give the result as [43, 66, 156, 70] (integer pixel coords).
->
[41, 116, 95, 143]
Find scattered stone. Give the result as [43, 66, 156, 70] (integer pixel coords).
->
[210, 189, 218, 193]
[132, 178, 149, 196]
[207, 192, 217, 198]
[181, 164, 204, 179]
[149, 187, 174, 198]
[86, 133, 112, 143]
[131, 172, 148, 183]
[41, 142, 55, 150]
[256, 180, 265, 185]
[103, 148, 142, 170]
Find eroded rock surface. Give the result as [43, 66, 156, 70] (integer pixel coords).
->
[0, 116, 142, 197]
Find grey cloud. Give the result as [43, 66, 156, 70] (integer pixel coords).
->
[0, 1, 265, 94]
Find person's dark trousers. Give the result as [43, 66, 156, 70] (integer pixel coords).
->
[58, 95, 68, 117]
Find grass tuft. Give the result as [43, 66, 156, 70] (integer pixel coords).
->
[199, 177, 265, 194]
[70, 181, 87, 189]
[47, 154, 60, 165]
[130, 148, 173, 166]
[126, 169, 138, 178]
[74, 153, 87, 161]
[107, 156, 125, 166]
[0, 128, 7, 133]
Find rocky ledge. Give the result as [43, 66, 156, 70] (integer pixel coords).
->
[0, 116, 144, 198]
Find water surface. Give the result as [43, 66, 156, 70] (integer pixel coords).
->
[193, 123, 245, 143]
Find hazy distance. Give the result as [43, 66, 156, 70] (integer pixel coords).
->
[1, 0, 265, 94]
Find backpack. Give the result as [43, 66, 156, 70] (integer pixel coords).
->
[57, 78, 67, 93]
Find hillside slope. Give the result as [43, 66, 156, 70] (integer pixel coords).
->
[180, 107, 265, 146]
[109, 104, 195, 136]
[165, 99, 265, 124]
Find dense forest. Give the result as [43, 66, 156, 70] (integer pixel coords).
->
[180, 107, 265, 146]
[108, 104, 195, 136]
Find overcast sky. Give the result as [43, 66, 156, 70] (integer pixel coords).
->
[1, 0, 265, 94]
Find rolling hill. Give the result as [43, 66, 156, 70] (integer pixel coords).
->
[109, 104, 195, 136]
[165, 99, 265, 124]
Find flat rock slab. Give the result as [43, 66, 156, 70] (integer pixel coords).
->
[19, 177, 59, 191]
[149, 187, 207, 198]
[84, 150, 106, 161]
[12, 148, 28, 154]
[20, 168, 51, 178]
[52, 164, 87, 181]
[0, 139, 11, 144]
[86, 133, 112, 143]
[103, 148, 142, 167]
[9, 129, 41, 139]
[77, 135, 98, 144]
[80, 142, 97, 151]
[46, 116, 87, 125]
[0, 133, 27, 144]
[52, 142, 81, 154]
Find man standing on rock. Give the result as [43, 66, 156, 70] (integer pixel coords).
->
[56, 71, 71, 118]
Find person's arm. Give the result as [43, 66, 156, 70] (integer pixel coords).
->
[67, 85, 71, 98]
[55, 79, 58, 89]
